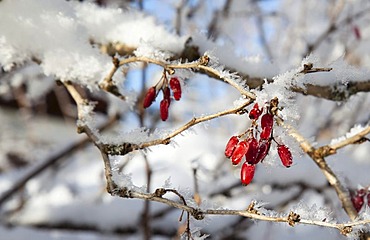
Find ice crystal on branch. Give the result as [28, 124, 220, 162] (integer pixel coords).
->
[330, 124, 369, 146]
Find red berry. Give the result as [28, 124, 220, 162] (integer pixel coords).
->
[240, 162, 255, 186]
[245, 137, 258, 164]
[160, 98, 170, 121]
[278, 144, 293, 168]
[169, 77, 182, 101]
[260, 113, 274, 140]
[231, 141, 248, 165]
[163, 87, 171, 101]
[254, 139, 271, 164]
[143, 87, 156, 108]
[351, 194, 364, 212]
[249, 103, 262, 120]
[367, 193, 370, 208]
[225, 136, 239, 158]
[357, 188, 367, 197]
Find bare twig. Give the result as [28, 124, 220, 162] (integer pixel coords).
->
[104, 100, 252, 155]
[0, 114, 118, 206]
[277, 118, 358, 220]
[101, 55, 255, 99]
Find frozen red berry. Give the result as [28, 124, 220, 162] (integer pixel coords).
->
[143, 87, 156, 108]
[160, 98, 170, 121]
[249, 103, 262, 120]
[169, 77, 182, 101]
[260, 113, 274, 140]
[278, 144, 293, 168]
[351, 194, 364, 212]
[163, 87, 171, 101]
[225, 136, 239, 158]
[240, 162, 255, 186]
[254, 139, 271, 164]
[245, 137, 258, 164]
[231, 141, 249, 165]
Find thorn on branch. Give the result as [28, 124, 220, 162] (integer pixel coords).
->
[287, 211, 301, 227]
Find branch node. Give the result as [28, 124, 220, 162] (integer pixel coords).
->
[192, 208, 205, 220]
[247, 201, 259, 214]
[103, 143, 135, 156]
[317, 146, 336, 157]
[154, 188, 167, 198]
[166, 68, 175, 75]
[112, 57, 119, 68]
[199, 55, 210, 66]
[77, 126, 85, 134]
[287, 211, 301, 227]
[340, 226, 353, 235]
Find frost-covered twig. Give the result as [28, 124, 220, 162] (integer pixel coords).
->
[63, 82, 118, 193]
[327, 125, 370, 155]
[101, 55, 256, 99]
[117, 188, 369, 236]
[277, 118, 359, 220]
[105, 100, 253, 154]
[100, 53, 370, 102]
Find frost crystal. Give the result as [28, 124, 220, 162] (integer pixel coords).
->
[330, 124, 369, 146]
[291, 201, 335, 223]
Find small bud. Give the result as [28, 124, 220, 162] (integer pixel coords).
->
[225, 136, 239, 158]
[231, 141, 249, 165]
[143, 87, 156, 108]
[240, 162, 255, 186]
[277, 144, 293, 168]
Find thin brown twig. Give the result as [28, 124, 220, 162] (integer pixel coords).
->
[118, 187, 367, 236]
[101, 55, 256, 99]
[103, 100, 252, 155]
[277, 118, 358, 220]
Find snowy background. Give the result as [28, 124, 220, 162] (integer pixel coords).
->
[0, 0, 370, 239]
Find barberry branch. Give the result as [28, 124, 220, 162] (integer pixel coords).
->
[118, 187, 369, 236]
[98, 43, 370, 101]
[276, 118, 359, 220]
[100, 55, 256, 99]
[327, 125, 370, 155]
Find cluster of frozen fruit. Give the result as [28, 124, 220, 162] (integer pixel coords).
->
[351, 187, 370, 212]
[224, 101, 293, 186]
[143, 76, 182, 121]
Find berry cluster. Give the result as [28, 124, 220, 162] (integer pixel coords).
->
[143, 76, 182, 121]
[351, 187, 370, 212]
[224, 99, 293, 186]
